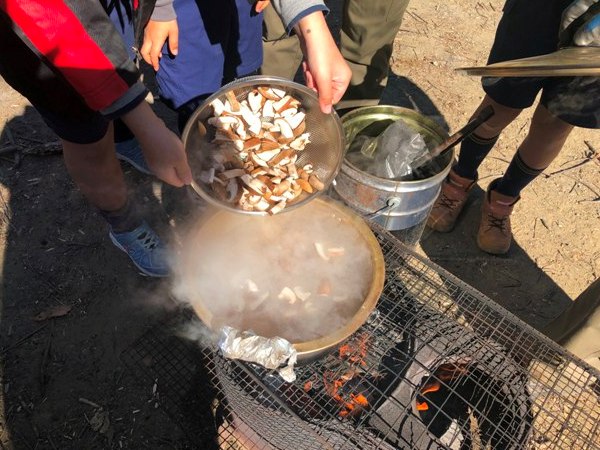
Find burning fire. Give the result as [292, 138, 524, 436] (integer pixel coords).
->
[323, 370, 369, 418]
[415, 362, 469, 413]
[322, 333, 372, 418]
[338, 333, 369, 367]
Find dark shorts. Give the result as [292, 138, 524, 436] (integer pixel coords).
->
[483, 0, 600, 129]
[0, 15, 110, 144]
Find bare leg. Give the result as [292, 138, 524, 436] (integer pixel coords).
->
[470, 94, 523, 138]
[61, 123, 127, 212]
[517, 103, 574, 169]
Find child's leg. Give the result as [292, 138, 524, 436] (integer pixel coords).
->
[493, 104, 573, 198]
[260, 4, 303, 80]
[453, 95, 522, 180]
[339, 0, 409, 102]
[61, 123, 128, 213]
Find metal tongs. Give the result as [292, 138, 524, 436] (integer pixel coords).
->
[409, 105, 495, 173]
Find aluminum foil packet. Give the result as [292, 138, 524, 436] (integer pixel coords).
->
[218, 326, 298, 382]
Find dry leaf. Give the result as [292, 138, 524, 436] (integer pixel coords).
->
[33, 304, 72, 322]
[89, 409, 111, 434]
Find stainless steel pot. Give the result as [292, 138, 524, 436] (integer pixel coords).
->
[333, 106, 453, 243]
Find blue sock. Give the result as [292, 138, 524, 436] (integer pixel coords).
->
[453, 133, 499, 180]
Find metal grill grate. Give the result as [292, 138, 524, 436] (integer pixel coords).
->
[122, 222, 600, 450]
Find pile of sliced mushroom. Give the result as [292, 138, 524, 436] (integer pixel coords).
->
[201, 86, 325, 214]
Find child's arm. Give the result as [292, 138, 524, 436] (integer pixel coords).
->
[121, 101, 192, 187]
[271, 0, 351, 113]
[294, 11, 351, 114]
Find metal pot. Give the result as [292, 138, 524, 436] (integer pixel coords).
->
[178, 196, 385, 362]
[333, 106, 453, 245]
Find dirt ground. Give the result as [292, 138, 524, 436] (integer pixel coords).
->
[0, 0, 599, 449]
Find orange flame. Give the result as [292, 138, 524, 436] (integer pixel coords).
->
[323, 370, 370, 418]
[415, 363, 469, 414]
[416, 401, 429, 411]
[421, 380, 441, 395]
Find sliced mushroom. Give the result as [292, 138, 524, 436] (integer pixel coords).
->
[278, 286, 297, 304]
[308, 174, 325, 191]
[224, 91, 241, 112]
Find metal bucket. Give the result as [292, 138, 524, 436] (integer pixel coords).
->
[333, 106, 453, 246]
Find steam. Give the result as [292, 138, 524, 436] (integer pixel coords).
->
[170, 200, 375, 343]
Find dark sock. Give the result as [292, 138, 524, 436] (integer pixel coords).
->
[453, 133, 500, 180]
[494, 150, 544, 198]
[114, 118, 134, 144]
[99, 199, 143, 233]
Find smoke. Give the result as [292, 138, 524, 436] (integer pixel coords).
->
[170, 200, 376, 344]
[175, 317, 219, 349]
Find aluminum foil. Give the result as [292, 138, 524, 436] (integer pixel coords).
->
[218, 326, 298, 382]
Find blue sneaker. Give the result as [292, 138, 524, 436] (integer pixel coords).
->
[115, 138, 152, 175]
[109, 222, 170, 277]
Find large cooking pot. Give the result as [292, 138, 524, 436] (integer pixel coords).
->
[173, 196, 385, 362]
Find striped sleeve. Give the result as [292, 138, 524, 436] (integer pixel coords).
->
[0, 0, 142, 114]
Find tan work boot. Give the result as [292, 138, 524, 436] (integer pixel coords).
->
[477, 183, 520, 255]
[427, 169, 477, 232]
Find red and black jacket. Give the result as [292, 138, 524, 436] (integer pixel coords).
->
[0, 0, 152, 119]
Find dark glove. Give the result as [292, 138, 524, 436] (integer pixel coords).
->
[561, 0, 600, 46]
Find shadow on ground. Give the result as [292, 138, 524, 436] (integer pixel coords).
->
[378, 74, 572, 329]
[0, 105, 213, 448]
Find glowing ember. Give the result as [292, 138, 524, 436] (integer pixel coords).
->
[321, 334, 384, 419]
[338, 333, 370, 367]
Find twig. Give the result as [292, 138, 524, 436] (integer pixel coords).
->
[0, 324, 48, 356]
[489, 156, 512, 164]
[547, 158, 594, 176]
[39, 321, 54, 394]
[46, 436, 58, 450]
[584, 140, 598, 156]
[79, 398, 101, 409]
[533, 218, 537, 239]
[4, 124, 16, 145]
[560, 173, 600, 198]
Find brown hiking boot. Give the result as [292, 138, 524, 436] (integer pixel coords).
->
[427, 169, 477, 232]
[477, 183, 520, 255]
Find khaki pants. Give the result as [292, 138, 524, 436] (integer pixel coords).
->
[542, 278, 600, 371]
[261, 0, 410, 105]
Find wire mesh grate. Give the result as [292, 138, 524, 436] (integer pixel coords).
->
[122, 221, 600, 450]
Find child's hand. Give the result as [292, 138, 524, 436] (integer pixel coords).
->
[122, 102, 192, 187]
[295, 12, 351, 114]
[141, 19, 179, 71]
[254, 0, 270, 13]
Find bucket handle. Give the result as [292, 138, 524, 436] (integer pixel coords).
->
[366, 197, 402, 220]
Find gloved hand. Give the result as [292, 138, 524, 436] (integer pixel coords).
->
[561, 0, 600, 46]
